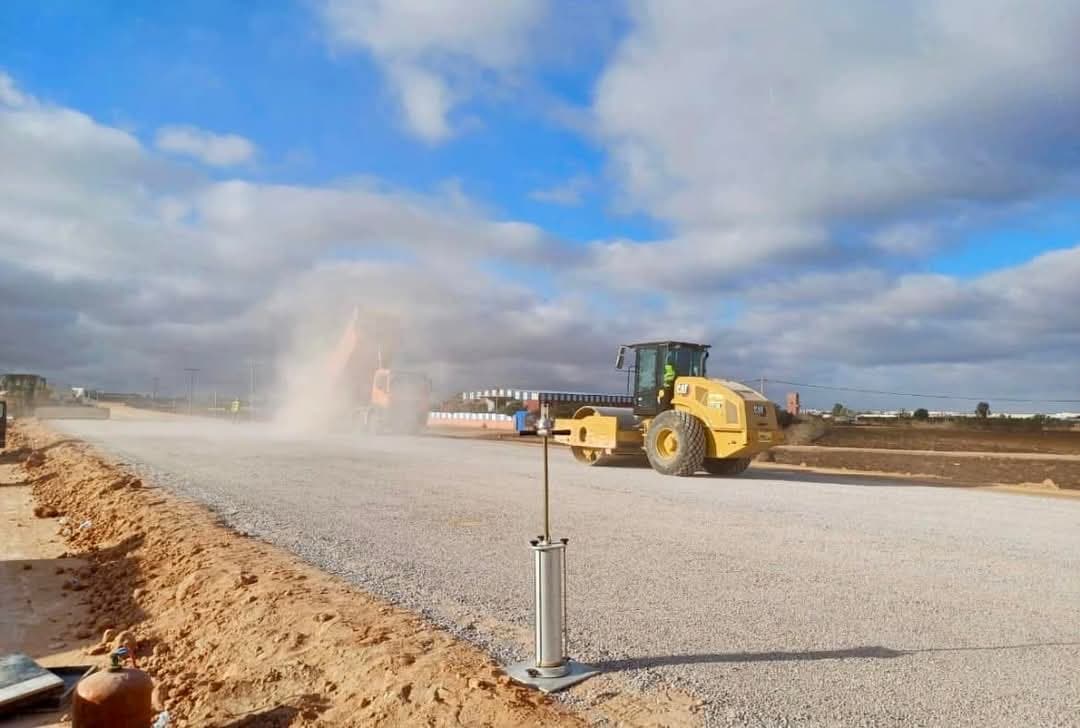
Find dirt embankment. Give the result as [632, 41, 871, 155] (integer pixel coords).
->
[768, 445, 1080, 491]
[7, 421, 588, 728]
[766, 422, 1080, 490]
[815, 424, 1080, 455]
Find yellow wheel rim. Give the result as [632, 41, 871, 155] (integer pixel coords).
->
[655, 428, 679, 458]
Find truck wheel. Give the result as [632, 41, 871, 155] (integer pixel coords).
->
[367, 410, 384, 435]
[702, 457, 751, 476]
[645, 409, 706, 476]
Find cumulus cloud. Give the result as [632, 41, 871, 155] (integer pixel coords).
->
[593, 0, 1080, 288]
[5, 13, 1080, 415]
[320, 0, 546, 142]
[871, 224, 942, 257]
[155, 125, 257, 167]
[0, 71, 28, 107]
[0, 71, 605, 398]
[716, 243, 1080, 395]
[583, 225, 829, 293]
[530, 174, 591, 206]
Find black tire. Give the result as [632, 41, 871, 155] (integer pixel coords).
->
[702, 457, 752, 476]
[645, 409, 706, 476]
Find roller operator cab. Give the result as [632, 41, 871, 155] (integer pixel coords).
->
[554, 342, 784, 477]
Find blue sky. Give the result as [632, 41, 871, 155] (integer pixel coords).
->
[2, 0, 1080, 410]
[0, 1, 654, 243]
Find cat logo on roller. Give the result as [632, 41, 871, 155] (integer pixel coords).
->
[553, 342, 784, 477]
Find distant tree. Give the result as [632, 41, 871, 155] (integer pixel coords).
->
[436, 396, 490, 413]
[831, 402, 846, 418]
[975, 401, 991, 419]
[913, 408, 930, 421]
[500, 399, 525, 416]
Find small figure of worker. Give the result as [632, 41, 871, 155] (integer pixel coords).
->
[229, 398, 241, 422]
[660, 352, 678, 410]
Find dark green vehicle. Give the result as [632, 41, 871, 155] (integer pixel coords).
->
[0, 374, 50, 417]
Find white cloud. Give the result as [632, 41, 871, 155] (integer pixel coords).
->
[593, 0, 1080, 282]
[387, 64, 454, 142]
[0, 71, 28, 107]
[0, 71, 597, 397]
[4, 59, 1080, 409]
[320, 0, 546, 142]
[871, 224, 942, 257]
[530, 174, 591, 206]
[156, 125, 257, 167]
[583, 225, 828, 293]
[725, 244, 1080, 378]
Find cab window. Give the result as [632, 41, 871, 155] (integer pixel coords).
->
[669, 347, 706, 377]
[636, 348, 658, 390]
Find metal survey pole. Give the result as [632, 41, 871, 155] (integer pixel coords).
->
[506, 405, 599, 693]
[542, 433, 550, 541]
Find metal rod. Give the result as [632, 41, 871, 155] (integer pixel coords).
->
[543, 435, 550, 542]
[561, 541, 568, 657]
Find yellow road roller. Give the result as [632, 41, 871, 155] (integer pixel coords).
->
[553, 341, 783, 476]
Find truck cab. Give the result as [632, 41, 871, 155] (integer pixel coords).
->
[366, 369, 431, 433]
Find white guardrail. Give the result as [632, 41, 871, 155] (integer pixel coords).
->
[428, 411, 514, 422]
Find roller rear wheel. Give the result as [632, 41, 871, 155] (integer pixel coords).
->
[645, 409, 706, 476]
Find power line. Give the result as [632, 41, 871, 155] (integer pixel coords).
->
[757, 378, 1080, 405]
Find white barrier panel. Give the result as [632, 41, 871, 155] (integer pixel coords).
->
[428, 411, 514, 422]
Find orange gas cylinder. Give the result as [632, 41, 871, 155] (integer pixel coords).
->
[72, 648, 154, 728]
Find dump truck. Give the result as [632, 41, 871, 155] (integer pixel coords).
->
[326, 309, 431, 435]
[553, 341, 783, 476]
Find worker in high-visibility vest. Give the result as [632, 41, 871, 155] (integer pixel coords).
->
[660, 353, 678, 410]
[230, 398, 241, 422]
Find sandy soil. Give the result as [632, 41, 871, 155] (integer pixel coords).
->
[0, 455, 91, 728]
[0, 421, 701, 727]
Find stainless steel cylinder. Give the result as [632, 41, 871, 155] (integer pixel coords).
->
[532, 540, 569, 676]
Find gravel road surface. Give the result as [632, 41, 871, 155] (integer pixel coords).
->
[53, 416, 1080, 727]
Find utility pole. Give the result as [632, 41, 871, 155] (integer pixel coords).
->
[248, 360, 257, 408]
[760, 375, 767, 398]
[184, 368, 200, 415]
[151, 377, 159, 402]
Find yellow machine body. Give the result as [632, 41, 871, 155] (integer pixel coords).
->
[555, 378, 783, 468]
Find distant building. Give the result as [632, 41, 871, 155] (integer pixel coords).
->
[786, 391, 800, 416]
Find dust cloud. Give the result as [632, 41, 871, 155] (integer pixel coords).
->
[270, 303, 364, 436]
